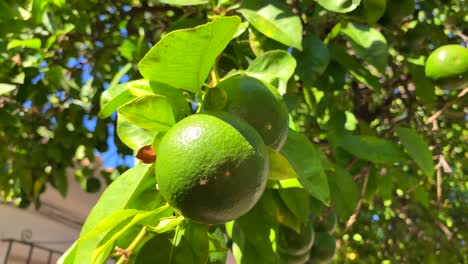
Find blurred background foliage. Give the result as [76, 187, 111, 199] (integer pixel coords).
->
[0, 0, 466, 263]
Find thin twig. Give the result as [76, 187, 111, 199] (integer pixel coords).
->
[343, 166, 370, 234]
[115, 226, 147, 264]
[426, 88, 468, 128]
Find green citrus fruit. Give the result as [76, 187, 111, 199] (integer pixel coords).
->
[309, 232, 337, 264]
[277, 224, 315, 256]
[204, 75, 289, 150]
[155, 112, 269, 224]
[277, 250, 310, 264]
[313, 212, 338, 234]
[425, 45, 468, 81]
[435, 71, 468, 90]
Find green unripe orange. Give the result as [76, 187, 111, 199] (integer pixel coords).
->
[155, 112, 269, 224]
[277, 224, 315, 256]
[309, 232, 337, 264]
[425, 45, 468, 81]
[277, 250, 310, 264]
[204, 75, 289, 150]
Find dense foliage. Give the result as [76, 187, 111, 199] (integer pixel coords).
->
[0, 0, 467, 263]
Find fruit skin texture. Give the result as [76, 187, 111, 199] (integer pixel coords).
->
[309, 232, 337, 264]
[277, 224, 315, 257]
[425, 45, 468, 80]
[155, 112, 269, 224]
[277, 250, 310, 264]
[313, 212, 338, 234]
[204, 75, 289, 151]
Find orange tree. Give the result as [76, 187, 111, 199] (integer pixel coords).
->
[0, 0, 466, 263]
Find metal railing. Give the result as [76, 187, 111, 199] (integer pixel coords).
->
[1, 239, 63, 264]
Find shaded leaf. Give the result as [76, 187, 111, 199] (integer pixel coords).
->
[159, 0, 209, 6]
[395, 126, 435, 177]
[329, 44, 380, 91]
[240, 0, 302, 50]
[280, 129, 330, 205]
[138, 16, 241, 93]
[296, 35, 330, 86]
[278, 188, 310, 224]
[338, 134, 405, 164]
[327, 166, 359, 218]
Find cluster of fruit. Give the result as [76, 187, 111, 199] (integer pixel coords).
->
[276, 213, 337, 264]
[155, 75, 289, 224]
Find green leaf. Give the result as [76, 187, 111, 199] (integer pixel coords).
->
[329, 44, 380, 91]
[337, 135, 405, 164]
[0, 83, 16, 95]
[280, 129, 330, 205]
[408, 63, 436, 102]
[340, 22, 388, 72]
[138, 16, 241, 93]
[150, 81, 191, 122]
[65, 164, 153, 263]
[240, 50, 296, 93]
[57, 242, 77, 264]
[315, 0, 361, 13]
[240, 0, 303, 50]
[109, 63, 132, 90]
[278, 188, 310, 224]
[248, 27, 287, 56]
[327, 166, 359, 218]
[117, 114, 157, 151]
[360, 0, 386, 25]
[268, 147, 297, 180]
[233, 191, 278, 263]
[184, 221, 210, 263]
[92, 206, 172, 264]
[7, 38, 42, 50]
[118, 94, 176, 131]
[158, 0, 209, 6]
[99, 79, 154, 119]
[395, 127, 435, 177]
[296, 35, 330, 86]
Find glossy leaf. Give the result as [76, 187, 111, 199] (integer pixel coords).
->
[341, 22, 388, 72]
[0, 83, 16, 95]
[395, 127, 435, 177]
[240, 0, 303, 50]
[138, 16, 241, 93]
[329, 44, 380, 91]
[117, 114, 157, 152]
[118, 94, 175, 131]
[280, 129, 330, 205]
[268, 147, 297, 180]
[241, 50, 296, 92]
[99, 79, 154, 119]
[338, 135, 405, 164]
[296, 35, 330, 86]
[327, 166, 359, 218]
[315, 0, 361, 13]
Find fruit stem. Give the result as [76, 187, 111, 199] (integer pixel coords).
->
[210, 69, 219, 86]
[115, 226, 147, 264]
